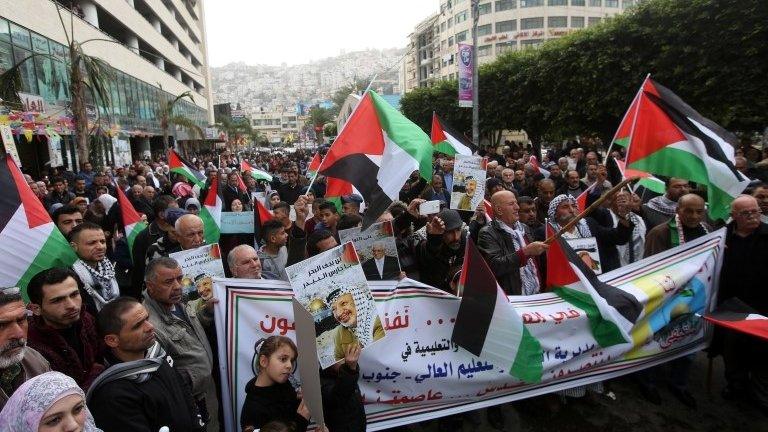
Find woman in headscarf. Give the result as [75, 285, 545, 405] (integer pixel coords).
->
[265, 191, 280, 211]
[0, 371, 102, 432]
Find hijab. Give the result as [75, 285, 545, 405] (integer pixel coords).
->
[96, 194, 117, 214]
[0, 371, 102, 431]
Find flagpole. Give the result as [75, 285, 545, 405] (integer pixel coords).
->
[303, 75, 378, 197]
[605, 73, 651, 160]
[544, 177, 639, 244]
[471, 0, 480, 149]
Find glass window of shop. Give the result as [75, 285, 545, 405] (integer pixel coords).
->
[0, 40, 12, 75]
[13, 48, 38, 94]
[10, 23, 31, 49]
[0, 18, 10, 43]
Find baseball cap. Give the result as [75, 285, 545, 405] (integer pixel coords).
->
[341, 194, 363, 205]
[437, 209, 463, 231]
[164, 207, 188, 226]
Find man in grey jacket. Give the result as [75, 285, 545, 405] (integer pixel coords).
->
[143, 257, 218, 431]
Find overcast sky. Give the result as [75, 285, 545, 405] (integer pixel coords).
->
[204, 1, 438, 67]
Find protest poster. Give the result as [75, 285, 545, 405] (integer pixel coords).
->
[170, 243, 225, 301]
[565, 236, 602, 274]
[0, 125, 21, 167]
[285, 242, 386, 369]
[214, 230, 725, 432]
[339, 220, 401, 281]
[292, 299, 326, 428]
[457, 43, 473, 108]
[220, 211, 255, 234]
[450, 155, 486, 211]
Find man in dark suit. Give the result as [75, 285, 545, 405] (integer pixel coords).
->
[362, 241, 400, 280]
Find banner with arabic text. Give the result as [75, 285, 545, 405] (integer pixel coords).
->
[213, 230, 725, 431]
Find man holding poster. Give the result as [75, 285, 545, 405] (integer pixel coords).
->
[327, 284, 385, 361]
[451, 155, 486, 212]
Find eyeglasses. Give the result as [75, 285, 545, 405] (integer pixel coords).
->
[736, 210, 761, 218]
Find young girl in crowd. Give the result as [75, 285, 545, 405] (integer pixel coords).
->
[241, 336, 310, 432]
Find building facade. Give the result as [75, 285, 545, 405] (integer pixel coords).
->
[0, 0, 214, 174]
[251, 111, 301, 145]
[404, 0, 637, 91]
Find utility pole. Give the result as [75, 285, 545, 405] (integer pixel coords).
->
[471, 0, 480, 149]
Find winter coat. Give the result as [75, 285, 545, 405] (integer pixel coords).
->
[240, 380, 309, 431]
[477, 220, 541, 295]
[0, 348, 50, 410]
[320, 364, 366, 432]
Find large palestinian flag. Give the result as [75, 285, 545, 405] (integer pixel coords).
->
[704, 297, 768, 342]
[430, 112, 476, 156]
[241, 160, 273, 182]
[452, 237, 543, 384]
[320, 91, 434, 227]
[169, 149, 206, 187]
[200, 174, 222, 244]
[546, 228, 642, 348]
[116, 186, 148, 260]
[0, 155, 77, 296]
[624, 77, 749, 220]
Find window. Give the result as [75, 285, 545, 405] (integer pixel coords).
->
[477, 24, 492, 36]
[496, 41, 517, 53]
[571, 0, 585, 5]
[623, 0, 635, 6]
[478, 3, 492, 14]
[521, 17, 544, 29]
[455, 10, 468, 23]
[589, 0, 601, 5]
[588, 16, 602, 26]
[456, 30, 468, 42]
[31, 33, 49, 54]
[10, 23, 31, 49]
[605, 0, 618, 6]
[495, 0, 516, 11]
[571, 16, 585, 27]
[478, 45, 492, 57]
[496, 20, 516, 32]
[441, 22, 446, 32]
[521, 39, 543, 48]
[548, 16, 567, 27]
[0, 41, 12, 75]
[13, 48, 37, 94]
[520, 0, 543, 6]
[448, 36, 454, 45]
[0, 19, 9, 44]
[447, 17, 453, 27]
[548, 0, 567, 5]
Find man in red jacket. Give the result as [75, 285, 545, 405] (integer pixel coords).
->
[26, 267, 104, 390]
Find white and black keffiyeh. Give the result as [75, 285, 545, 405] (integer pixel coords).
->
[72, 259, 120, 311]
[326, 282, 378, 346]
[499, 221, 540, 295]
[547, 194, 592, 238]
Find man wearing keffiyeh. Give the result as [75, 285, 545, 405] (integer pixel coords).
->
[69, 222, 121, 315]
[327, 282, 385, 361]
[477, 190, 549, 296]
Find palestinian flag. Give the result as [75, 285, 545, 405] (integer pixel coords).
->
[704, 298, 768, 342]
[324, 176, 354, 213]
[624, 77, 749, 220]
[320, 91, 434, 227]
[452, 237, 542, 383]
[0, 155, 76, 297]
[483, 198, 494, 222]
[241, 160, 273, 182]
[613, 158, 666, 195]
[200, 174, 222, 244]
[254, 198, 273, 245]
[611, 90, 640, 150]
[116, 186, 148, 260]
[546, 231, 642, 348]
[575, 182, 597, 213]
[169, 149, 206, 187]
[529, 156, 550, 178]
[430, 112, 476, 156]
[307, 152, 322, 178]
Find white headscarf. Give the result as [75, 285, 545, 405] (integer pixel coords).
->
[0, 371, 102, 432]
[96, 193, 117, 214]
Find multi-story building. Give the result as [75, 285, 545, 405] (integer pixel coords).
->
[404, 0, 637, 90]
[0, 0, 214, 174]
[251, 111, 301, 145]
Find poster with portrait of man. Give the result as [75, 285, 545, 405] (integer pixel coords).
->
[450, 155, 486, 211]
[286, 242, 386, 369]
[169, 243, 226, 301]
[338, 220, 401, 281]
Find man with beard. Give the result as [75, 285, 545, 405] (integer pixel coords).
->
[642, 178, 691, 229]
[534, 179, 556, 224]
[457, 177, 478, 211]
[88, 297, 204, 431]
[328, 285, 385, 361]
[26, 268, 104, 390]
[415, 209, 466, 293]
[0, 287, 50, 409]
[517, 196, 540, 230]
[557, 170, 588, 198]
[69, 222, 121, 314]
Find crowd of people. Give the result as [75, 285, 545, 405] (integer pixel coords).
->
[1, 139, 767, 431]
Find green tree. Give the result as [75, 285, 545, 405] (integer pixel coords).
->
[157, 89, 202, 148]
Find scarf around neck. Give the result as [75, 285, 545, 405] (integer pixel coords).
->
[72, 259, 120, 311]
[498, 221, 540, 295]
[647, 195, 677, 216]
[85, 341, 167, 403]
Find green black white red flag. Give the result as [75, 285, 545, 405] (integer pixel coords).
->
[430, 112, 476, 156]
[320, 91, 434, 228]
[624, 77, 749, 220]
[452, 236, 543, 383]
[0, 155, 77, 296]
[545, 227, 642, 348]
[116, 186, 148, 260]
[169, 149, 206, 187]
[200, 174, 222, 244]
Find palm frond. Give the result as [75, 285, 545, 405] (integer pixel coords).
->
[170, 115, 203, 139]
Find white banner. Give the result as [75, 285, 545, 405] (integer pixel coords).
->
[214, 230, 725, 431]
